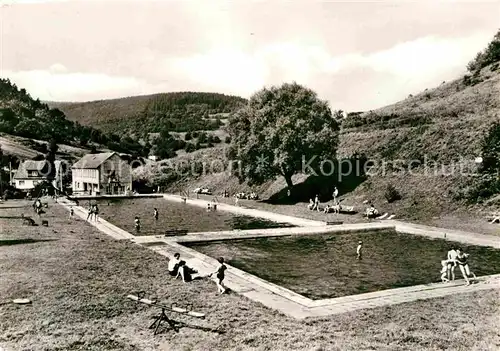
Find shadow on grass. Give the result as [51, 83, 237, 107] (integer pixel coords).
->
[0, 216, 32, 219]
[264, 156, 370, 205]
[153, 318, 226, 335]
[0, 239, 57, 247]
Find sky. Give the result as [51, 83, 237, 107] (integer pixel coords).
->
[1, 0, 499, 111]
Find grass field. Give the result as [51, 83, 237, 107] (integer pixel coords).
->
[1, 200, 499, 350]
[187, 230, 500, 299]
[94, 198, 294, 236]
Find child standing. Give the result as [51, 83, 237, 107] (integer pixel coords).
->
[153, 208, 159, 221]
[210, 257, 227, 295]
[356, 241, 363, 260]
[93, 204, 99, 222]
[69, 207, 74, 219]
[134, 216, 141, 233]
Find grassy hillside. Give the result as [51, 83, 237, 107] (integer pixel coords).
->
[49, 92, 246, 137]
[0, 134, 90, 161]
[132, 61, 499, 224]
[339, 64, 499, 162]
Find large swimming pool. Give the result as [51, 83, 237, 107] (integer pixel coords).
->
[93, 198, 295, 236]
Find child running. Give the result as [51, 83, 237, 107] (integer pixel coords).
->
[209, 257, 227, 295]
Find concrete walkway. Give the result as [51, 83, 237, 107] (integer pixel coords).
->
[57, 198, 134, 240]
[55, 198, 500, 319]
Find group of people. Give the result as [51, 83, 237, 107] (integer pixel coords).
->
[86, 203, 99, 221]
[308, 194, 322, 212]
[440, 247, 476, 285]
[167, 252, 228, 295]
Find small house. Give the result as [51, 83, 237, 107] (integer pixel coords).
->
[71, 152, 132, 195]
[13, 160, 63, 191]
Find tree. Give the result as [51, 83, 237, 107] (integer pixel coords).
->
[467, 30, 500, 73]
[226, 82, 340, 192]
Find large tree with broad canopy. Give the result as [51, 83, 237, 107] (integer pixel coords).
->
[226, 82, 340, 192]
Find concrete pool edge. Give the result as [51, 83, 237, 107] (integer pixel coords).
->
[162, 193, 326, 227]
[56, 199, 500, 319]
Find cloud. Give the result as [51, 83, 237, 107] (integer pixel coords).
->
[49, 63, 68, 74]
[2, 69, 153, 101]
[1, 31, 494, 110]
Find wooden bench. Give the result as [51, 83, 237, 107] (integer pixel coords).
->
[165, 229, 188, 237]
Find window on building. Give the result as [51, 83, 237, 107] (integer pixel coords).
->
[19, 180, 25, 186]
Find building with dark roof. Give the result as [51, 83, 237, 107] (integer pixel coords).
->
[13, 160, 63, 191]
[71, 152, 132, 195]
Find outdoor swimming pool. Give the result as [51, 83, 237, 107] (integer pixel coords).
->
[186, 230, 500, 299]
[94, 198, 295, 236]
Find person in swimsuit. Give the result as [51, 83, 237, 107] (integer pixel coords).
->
[86, 202, 94, 221]
[456, 248, 475, 285]
[92, 204, 99, 222]
[134, 216, 141, 233]
[356, 241, 363, 260]
[209, 257, 227, 295]
[447, 247, 458, 281]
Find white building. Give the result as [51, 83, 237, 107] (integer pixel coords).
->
[71, 152, 132, 195]
[13, 160, 63, 191]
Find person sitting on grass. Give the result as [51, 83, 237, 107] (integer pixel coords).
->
[209, 257, 228, 295]
[440, 259, 450, 282]
[308, 199, 314, 210]
[168, 253, 181, 276]
[365, 204, 379, 218]
[175, 260, 199, 283]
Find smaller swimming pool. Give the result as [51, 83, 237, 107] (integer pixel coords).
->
[185, 230, 500, 299]
[94, 198, 295, 236]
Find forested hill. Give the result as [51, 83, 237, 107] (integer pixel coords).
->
[49, 92, 247, 137]
[0, 78, 144, 155]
